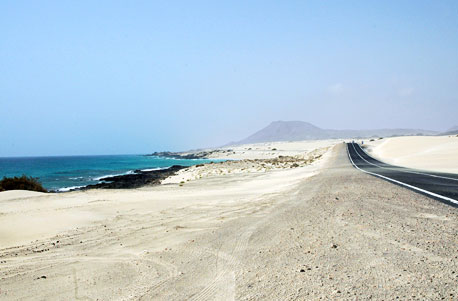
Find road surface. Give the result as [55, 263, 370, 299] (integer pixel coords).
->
[347, 142, 458, 207]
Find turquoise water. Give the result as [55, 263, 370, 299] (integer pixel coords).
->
[0, 155, 217, 191]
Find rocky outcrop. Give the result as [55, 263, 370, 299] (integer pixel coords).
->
[146, 151, 210, 159]
[147, 149, 235, 160]
[81, 165, 186, 190]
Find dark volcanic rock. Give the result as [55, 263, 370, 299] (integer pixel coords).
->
[146, 151, 209, 159]
[81, 165, 186, 190]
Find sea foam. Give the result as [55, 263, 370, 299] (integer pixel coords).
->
[93, 170, 135, 181]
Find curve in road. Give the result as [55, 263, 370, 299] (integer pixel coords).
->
[346, 142, 458, 208]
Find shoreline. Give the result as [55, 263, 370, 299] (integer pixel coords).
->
[0, 155, 218, 194]
[63, 165, 187, 191]
[1, 138, 457, 299]
[1, 140, 457, 300]
[0, 140, 337, 249]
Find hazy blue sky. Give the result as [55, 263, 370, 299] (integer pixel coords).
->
[1, 1, 457, 156]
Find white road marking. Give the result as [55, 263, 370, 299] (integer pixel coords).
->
[353, 143, 458, 182]
[346, 144, 458, 206]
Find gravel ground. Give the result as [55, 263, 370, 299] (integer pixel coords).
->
[148, 144, 458, 300]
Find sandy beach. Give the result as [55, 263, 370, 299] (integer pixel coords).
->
[0, 138, 457, 300]
[0, 140, 336, 249]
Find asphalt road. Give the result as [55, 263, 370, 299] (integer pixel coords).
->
[347, 142, 458, 207]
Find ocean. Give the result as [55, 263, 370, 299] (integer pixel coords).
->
[0, 155, 217, 192]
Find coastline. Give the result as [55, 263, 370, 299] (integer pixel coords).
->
[58, 140, 341, 192]
[0, 140, 337, 249]
[0, 155, 216, 193]
[0, 138, 457, 299]
[73, 165, 186, 191]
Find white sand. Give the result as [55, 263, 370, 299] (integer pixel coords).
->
[1, 141, 457, 300]
[364, 135, 458, 173]
[181, 139, 343, 160]
[0, 140, 336, 249]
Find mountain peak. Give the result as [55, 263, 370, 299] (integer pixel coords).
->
[233, 121, 437, 145]
[237, 121, 325, 144]
[269, 120, 320, 128]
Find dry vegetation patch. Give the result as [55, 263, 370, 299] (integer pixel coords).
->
[0, 175, 47, 192]
[163, 147, 329, 184]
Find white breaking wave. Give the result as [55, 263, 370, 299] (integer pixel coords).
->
[57, 185, 85, 192]
[140, 167, 166, 172]
[93, 170, 135, 181]
[149, 156, 208, 161]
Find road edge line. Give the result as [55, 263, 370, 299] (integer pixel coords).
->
[356, 143, 458, 182]
[346, 143, 458, 206]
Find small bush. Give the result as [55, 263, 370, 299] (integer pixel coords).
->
[0, 175, 47, 192]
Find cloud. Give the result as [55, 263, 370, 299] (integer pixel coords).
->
[328, 83, 344, 95]
[398, 87, 414, 97]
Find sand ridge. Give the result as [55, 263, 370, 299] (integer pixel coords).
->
[364, 135, 458, 173]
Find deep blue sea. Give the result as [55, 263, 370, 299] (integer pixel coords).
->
[0, 155, 217, 192]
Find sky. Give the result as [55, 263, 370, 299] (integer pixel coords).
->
[1, 1, 457, 156]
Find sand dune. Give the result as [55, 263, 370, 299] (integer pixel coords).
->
[365, 135, 458, 173]
[0, 140, 336, 249]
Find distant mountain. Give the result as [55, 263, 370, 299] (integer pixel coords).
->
[440, 125, 458, 135]
[234, 121, 438, 145]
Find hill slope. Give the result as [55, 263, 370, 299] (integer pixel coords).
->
[440, 126, 458, 135]
[235, 121, 437, 144]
